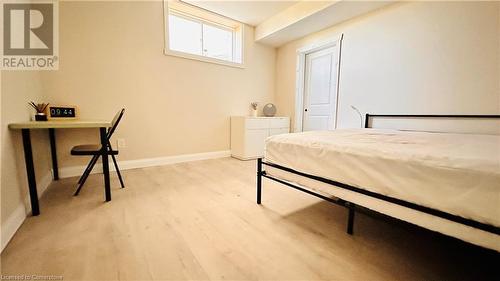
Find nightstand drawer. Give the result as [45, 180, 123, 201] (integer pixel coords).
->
[245, 118, 270, 129]
[270, 118, 289, 129]
[231, 116, 290, 160]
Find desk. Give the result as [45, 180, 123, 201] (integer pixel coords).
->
[8, 120, 112, 216]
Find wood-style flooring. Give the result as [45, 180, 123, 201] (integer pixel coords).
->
[1, 158, 498, 280]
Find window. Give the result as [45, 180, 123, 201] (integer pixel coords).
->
[164, 1, 243, 66]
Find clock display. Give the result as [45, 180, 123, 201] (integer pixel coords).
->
[46, 106, 78, 119]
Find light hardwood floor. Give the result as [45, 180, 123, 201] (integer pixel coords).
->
[1, 158, 498, 280]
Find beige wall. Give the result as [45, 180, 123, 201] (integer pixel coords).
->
[275, 1, 500, 130]
[1, 71, 52, 239]
[40, 1, 276, 168]
[1, 1, 276, 249]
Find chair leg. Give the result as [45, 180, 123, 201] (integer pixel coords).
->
[111, 154, 125, 188]
[74, 156, 99, 196]
[78, 155, 99, 184]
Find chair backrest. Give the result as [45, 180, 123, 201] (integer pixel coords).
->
[107, 108, 125, 140]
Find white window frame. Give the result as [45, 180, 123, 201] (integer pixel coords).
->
[163, 1, 245, 68]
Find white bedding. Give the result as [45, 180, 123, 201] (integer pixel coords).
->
[264, 129, 500, 234]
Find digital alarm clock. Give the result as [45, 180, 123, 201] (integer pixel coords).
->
[45, 105, 78, 120]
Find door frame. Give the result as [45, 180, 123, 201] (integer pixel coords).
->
[294, 34, 343, 132]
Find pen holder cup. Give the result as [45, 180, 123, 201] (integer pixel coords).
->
[35, 113, 48, 121]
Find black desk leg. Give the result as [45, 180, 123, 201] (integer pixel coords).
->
[21, 129, 40, 216]
[100, 127, 111, 202]
[48, 128, 59, 180]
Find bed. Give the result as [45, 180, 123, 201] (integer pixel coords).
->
[256, 114, 500, 251]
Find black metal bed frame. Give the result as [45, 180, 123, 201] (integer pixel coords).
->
[257, 114, 500, 238]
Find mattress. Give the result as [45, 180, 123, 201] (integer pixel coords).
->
[264, 129, 500, 249]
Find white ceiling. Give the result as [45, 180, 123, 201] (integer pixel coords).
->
[256, 1, 395, 46]
[184, 1, 298, 26]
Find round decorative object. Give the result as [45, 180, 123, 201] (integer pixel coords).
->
[263, 103, 277, 117]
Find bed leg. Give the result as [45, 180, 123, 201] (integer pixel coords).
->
[257, 158, 262, 204]
[347, 206, 355, 235]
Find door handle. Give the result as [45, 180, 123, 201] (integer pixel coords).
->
[304, 109, 308, 112]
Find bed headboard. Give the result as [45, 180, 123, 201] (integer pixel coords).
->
[364, 114, 500, 133]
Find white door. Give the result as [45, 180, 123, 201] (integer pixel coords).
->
[302, 45, 339, 131]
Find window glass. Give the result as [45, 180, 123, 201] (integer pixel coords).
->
[165, 4, 243, 66]
[168, 14, 202, 56]
[202, 24, 233, 61]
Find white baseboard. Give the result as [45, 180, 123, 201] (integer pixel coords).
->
[1, 172, 52, 252]
[58, 150, 231, 178]
[1, 204, 26, 252]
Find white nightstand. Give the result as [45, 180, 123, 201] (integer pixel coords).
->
[230, 116, 290, 160]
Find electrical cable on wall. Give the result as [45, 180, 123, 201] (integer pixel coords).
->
[351, 105, 363, 128]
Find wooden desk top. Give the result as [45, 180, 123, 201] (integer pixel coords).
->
[8, 120, 111, 129]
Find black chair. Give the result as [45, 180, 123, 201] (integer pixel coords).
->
[71, 109, 125, 196]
